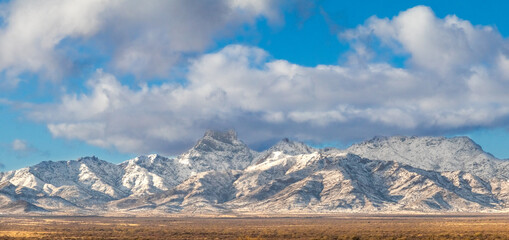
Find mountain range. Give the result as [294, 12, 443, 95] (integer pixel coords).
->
[1, 130, 508, 215]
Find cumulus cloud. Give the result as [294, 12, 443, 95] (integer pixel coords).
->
[341, 6, 507, 75]
[105, 0, 280, 78]
[0, 0, 110, 82]
[7, 139, 47, 159]
[11, 139, 29, 151]
[27, 6, 509, 154]
[0, 0, 280, 86]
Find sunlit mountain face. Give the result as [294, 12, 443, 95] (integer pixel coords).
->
[1, 130, 508, 215]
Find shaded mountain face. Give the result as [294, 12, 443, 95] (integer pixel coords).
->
[0, 131, 508, 214]
[347, 136, 509, 180]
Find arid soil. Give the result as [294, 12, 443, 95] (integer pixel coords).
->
[0, 214, 508, 239]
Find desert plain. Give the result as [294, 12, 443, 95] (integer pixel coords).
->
[0, 214, 508, 239]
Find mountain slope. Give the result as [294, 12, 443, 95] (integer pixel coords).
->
[1, 131, 509, 214]
[133, 150, 506, 214]
[118, 130, 257, 197]
[252, 138, 316, 165]
[119, 154, 192, 196]
[177, 130, 257, 172]
[0, 157, 128, 208]
[228, 151, 503, 213]
[347, 136, 509, 180]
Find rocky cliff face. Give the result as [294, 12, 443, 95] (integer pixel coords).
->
[1, 131, 508, 214]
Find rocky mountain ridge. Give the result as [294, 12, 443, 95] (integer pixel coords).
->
[1, 131, 508, 215]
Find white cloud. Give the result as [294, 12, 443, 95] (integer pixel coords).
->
[27, 6, 509, 154]
[0, 0, 111, 82]
[0, 0, 280, 86]
[11, 139, 28, 151]
[8, 139, 48, 159]
[106, 0, 281, 78]
[341, 6, 506, 76]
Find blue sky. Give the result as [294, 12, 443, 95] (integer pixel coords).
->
[1, 0, 509, 171]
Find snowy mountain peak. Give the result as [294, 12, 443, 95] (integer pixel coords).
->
[191, 129, 244, 153]
[77, 156, 100, 162]
[361, 135, 482, 151]
[127, 154, 163, 166]
[73, 156, 107, 165]
[271, 138, 316, 155]
[252, 138, 316, 165]
[448, 136, 484, 151]
[178, 129, 255, 172]
[32, 156, 107, 171]
[355, 135, 485, 156]
[348, 135, 508, 179]
[203, 129, 237, 143]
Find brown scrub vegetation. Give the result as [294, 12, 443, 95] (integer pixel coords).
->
[0, 214, 508, 239]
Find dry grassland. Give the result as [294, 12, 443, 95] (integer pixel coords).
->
[0, 214, 508, 239]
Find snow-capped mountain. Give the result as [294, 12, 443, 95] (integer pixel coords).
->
[0, 156, 128, 210]
[177, 130, 256, 172]
[119, 154, 191, 196]
[251, 138, 316, 166]
[347, 136, 509, 180]
[1, 131, 508, 214]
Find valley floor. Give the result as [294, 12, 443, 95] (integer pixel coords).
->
[0, 214, 508, 239]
